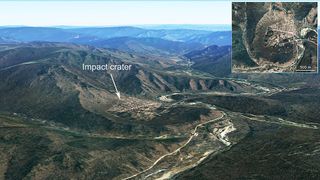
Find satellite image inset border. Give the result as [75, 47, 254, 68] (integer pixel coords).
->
[232, 2, 318, 73]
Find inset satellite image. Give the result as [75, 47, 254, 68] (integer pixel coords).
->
[232, 2, 318, 73]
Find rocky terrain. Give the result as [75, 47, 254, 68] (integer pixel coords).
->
[0, 26, 320, 179]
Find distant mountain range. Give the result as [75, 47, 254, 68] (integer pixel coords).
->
[0, 37, 16, 43]
[0, 26, 231, 46]
[87, 37, 205, 55]
[134, 24, 231, 31]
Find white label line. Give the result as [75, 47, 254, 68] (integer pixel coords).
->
[110, 73, 121, 100]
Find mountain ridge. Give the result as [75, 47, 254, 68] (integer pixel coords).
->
[0, 26, 231, 46]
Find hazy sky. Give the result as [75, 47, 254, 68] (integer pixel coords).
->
[0, 1, 231, 26]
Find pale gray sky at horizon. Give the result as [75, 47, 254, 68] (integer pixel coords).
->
[0, 1, 231, 26]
